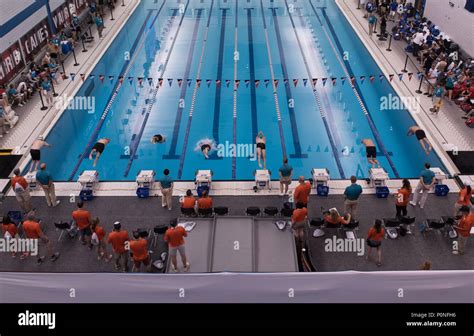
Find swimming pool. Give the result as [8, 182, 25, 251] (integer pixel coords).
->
[40, 0, 447, 181]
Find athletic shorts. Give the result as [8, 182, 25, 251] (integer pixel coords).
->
[169, 244, 185, 257]
[80, 226, 92, 238]
[30, 149, 41, 161]
[366, 146, 377, 159]
[292, 221, 306, 230]
[256, 143, 266, 150]
[280, 176, 292, 184]
[133, 255, 150, 268]
[367, 239, 382, 248]
[415, 129, 426, 141]
[92, 142, 105, 154]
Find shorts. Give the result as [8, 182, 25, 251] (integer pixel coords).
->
[292, 221, 306, 230]
[92, 142, 105, 154]
[256, 143, 266, 150]
[133, 255, 150, 268]
[80, 226, 92, 238]
[366, 146, 377, 159]
[30, 149, 41, 161]
[367, 239, 382, 248]
[201, 144, 211, 152]
[280, 175, 292, 184]
[433, 97, 442, 105]
[169, 244, 185, 257]
[415, 129, 426, 141]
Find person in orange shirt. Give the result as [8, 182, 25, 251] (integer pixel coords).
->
[2, 215, 19, 257]
[22, 214, 60, 263]
[91, 218, 112, 261]
[72, 201, 92, 248]
[11, 168, 33, 214]
[130, 231, 151, 272]
[107, 221, 130, 272]
[294, 176, 311, 208]
[291, 205, 308, 242]
[181, 189, 197, 214]
[324, 208, 351, 226]
[453, 206, 474, 255]
[395, 179, 411, 218]
[366, 219, 385, 267]
[454, 185, 472, 216]
[197, 190, 213, 210]
[164, 219, 190, 272]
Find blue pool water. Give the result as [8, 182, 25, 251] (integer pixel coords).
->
[40, 0, 446, 181]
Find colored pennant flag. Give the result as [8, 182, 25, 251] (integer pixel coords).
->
[187, 79, 192, 87]
[118, 76, 124, 84]
[196, 79, 201, 87]
[379, 74, 384, 82]
[235, 80, 240, 89]
[89, 75, 95, 81]
[216, 79, 221, 87]
[284, 79, 289, 86]
[389, 74, 395, 82]
[147, 78, 153, 86]
[303, 79, 308, 87]
[137, 77, 143, 86]
[174, 79, 181, 87]
[293, 79, 299, 87]
[99, 75, 105, 83]
[340, 77, 346, 86]
[245, 80, 250, 88]
[206, 79, 212, 87]
[312, 78, 318, 87]
[80, 74, 85, 81]
[226, 80, 231, 88]
[398, 73, 403, 81]
[264, 79, 270, 88]
[255, 80, 260, 88]
[70, 73, 76, 81]
[109, 75, 114, 83]
[322, 78, 328, 87]
[158, 78, 163, 87]
[128, 77, 133, 85]
[274, 79, 279, 88]
[408, 73, 413, 81]
[369, 75, 375, 83]
[331, 77, 337, 86]
[168, 78, 173, 87]
[360, 76, 366, 84]
[350, 76, 355, 85]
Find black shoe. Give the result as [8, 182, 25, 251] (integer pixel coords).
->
[50, 253, 60, 262]
[37, 256, 45, 264]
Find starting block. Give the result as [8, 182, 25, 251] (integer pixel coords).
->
[254, 169, 271, 191]
[311, 168, 330, 196]
[136, 170, 155, 198]
[78, 170, 98, 201]
[24, 172, 38, 191]
[196, 170, 212, 196]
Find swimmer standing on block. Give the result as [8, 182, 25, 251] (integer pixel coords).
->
[407, 126, 432, 155]
[89, 138, 110, 167]
[256, 131, 267, 169]
[195, 138, 216, 159]
[361, 138, 380, 169]
[151, 134, 166, 144]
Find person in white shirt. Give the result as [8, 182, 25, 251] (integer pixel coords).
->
[412, 31, 426, 57]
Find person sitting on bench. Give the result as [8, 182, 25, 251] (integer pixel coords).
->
[324, 208, 352, 226]
[197, 190, 213, 214]
[181, 189, 197, 215]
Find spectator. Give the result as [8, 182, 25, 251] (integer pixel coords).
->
[2, 215, 19, 257]
[278, 157, 293, 196]
[454, 185, 472, 216]
[425, 65, 438, 97]
[36, 163, 60, 207]
[294, 176, 311, 208]
[7, 84, 25, 107]
[159, 169, 173, 210]
[378, 15, 387, 40]
[107, 221, 130, 272]
[388, 0, 397, 21]
[11, 168, 33, 214]
[366, 219, 385, 267]
[368, 12, 377, 36]
[22, 214, 60, 263]
[410, 163, 435, 209]
[411, 30, 426, 57]
[291, 204, 308, 242]
[72, 201, 93, 248]
[181, 189, 196, 213]
[395, 179, 412, 218]
[452, 206, 473, 255]
[324, 208, 351, 226]
[430, 82, 445, 115]
[94, 13, 105, 39]
[130, 230, 151, 272]
[197, 190, 213, 211]
[91, 218, 112, 261]
[41, 78, 54, 107]
[343, 176, 363, 219]
[164, 219, 190, 272]
[445, 72, 455, 100]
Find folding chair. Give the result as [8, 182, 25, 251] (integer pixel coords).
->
[280, 207, 294, 217]
[54, 221, 72, 242]
[153, 225, 168, 247]
[264, 206, 279, 217]
[198, 207, 213, 217]
[181, 207, 196, 217]
[383, 218, 401, 239]
[213, 206, 229, 216]
[246, 207, 260, 216]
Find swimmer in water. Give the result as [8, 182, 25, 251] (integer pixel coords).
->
[256, 131, 267, 169]
[151, 134, 166, 144]
[407, 126, 432, 155]
[89, 138, 110, 167]
[29, 135, 51, 172]
[195, 138, 216, 159]
[361, 138, 380, 168]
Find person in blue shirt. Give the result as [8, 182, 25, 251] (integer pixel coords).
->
[278, 157, 293, 196]
[430, 83, 445, 115]
[159, 169, 174, 210]
[389, 1, 398, 21]
[344, 176, 363, 219]
[368, 13, 377, 36]
[410, 163, 435, 209]
[94, 13, 104, 38]
[41, 79, 54, 107]
[7, 84, 25, 107]
[36, 163, 60, 207]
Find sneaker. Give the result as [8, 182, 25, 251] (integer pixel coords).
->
[162, 204, 167, 208]
[419, 204, 424, 209]
[50, 252, 60, 262]
[409, 201, 416, 207]
[54, 200, 61, 207]
[279, 192, 284, 196]
[37, 256, 45, 264]
[184, 262, 190, 272]
[171, 264, 178, 273]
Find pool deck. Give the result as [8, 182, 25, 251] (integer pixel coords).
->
[0, 193, 472, 273]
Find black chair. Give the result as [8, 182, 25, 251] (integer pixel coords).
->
[137, 228, 149, 238]
[383, 218, 401, 227]
[54, 221, 72, 242]
[310, 218, 325, 228]
[198, 207, 213, 217]
[264, 206, 279, 216]
[214, 206, 229, 216]
[153, 225, 168, 247]
[427, 219, 445, 230]
[246, 207, 261, 216]
[400, 216, 416, 225]
[324, 221, 342, 237]
[181, 207, 196, 217]
[344, 220, 360, 230]
[280, 207, 294, 217]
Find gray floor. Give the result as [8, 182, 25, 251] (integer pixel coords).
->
[0, 193, 472, 273]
